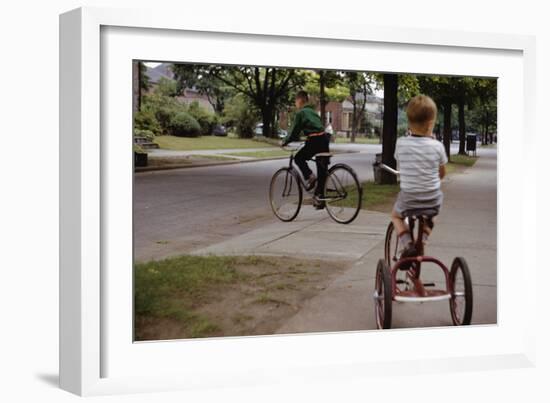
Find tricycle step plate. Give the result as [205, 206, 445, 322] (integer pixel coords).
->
[394, 289, 450, 303]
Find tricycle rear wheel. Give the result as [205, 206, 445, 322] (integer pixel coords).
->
[374, 259, 393, 329]
[449, 257, 473, 325]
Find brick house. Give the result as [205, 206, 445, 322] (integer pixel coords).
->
[278, 95, 383, 136]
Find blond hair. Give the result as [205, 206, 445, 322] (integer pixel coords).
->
[406, 95, 437, 132]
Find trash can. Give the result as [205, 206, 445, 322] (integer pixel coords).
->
[134, 151, 148, 167]
[466, 134, 477, 156]
[373, 153, 382, 184]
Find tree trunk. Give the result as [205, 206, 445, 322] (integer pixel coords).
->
[381, 74, 398, 185]
[261, 107, 274, 138]
[351, 99, 357, 143]
[319, 70, 326, 126]
[458, 100, 466, 155]
[132, 61, 140, 114]
[442, 100, 452, 162]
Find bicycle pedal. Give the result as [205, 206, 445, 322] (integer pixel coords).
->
[423, 282, 435, 287]
[396, 279, 407, 284]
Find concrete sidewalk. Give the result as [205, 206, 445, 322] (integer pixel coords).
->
[192, 151, 497, 331]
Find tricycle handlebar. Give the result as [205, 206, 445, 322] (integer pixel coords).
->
[376, 162, 400, 176]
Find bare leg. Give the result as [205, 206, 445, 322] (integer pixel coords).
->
[422, 217, 436, 241]
[391, 209, 408, 235]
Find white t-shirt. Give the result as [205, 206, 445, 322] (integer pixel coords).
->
[394, 135, 448, 193]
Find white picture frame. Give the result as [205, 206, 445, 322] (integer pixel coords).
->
[59, 6, 537, 396]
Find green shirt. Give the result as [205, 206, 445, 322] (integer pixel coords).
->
[282, 105, 324, 145]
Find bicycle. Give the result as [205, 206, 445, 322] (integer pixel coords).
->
[269, 142, 362, 224]
[373, 163, 473, 329]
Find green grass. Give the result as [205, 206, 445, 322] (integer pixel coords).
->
[227, 150, 291, 159]
[334, 137, 380, 145]
[134, 255, 250, 338]
[195, 154, 237, 161]
[446, 154, 478, 174]
[341, 181, 400, 211]
[146, 154, 236, 168]
[449, 154, 478, 166]
[155, 135, 277, 151]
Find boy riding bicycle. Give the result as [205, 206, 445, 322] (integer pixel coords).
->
[281, 90, 330, 209]
[392, 95, 447, 257]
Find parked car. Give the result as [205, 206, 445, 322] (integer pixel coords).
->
[254, 123, 264, 136]
[254, 123, 287, 139]
[277, 129, 288, 139]
[212, 124, 227, 136]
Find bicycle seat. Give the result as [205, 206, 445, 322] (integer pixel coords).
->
[402, 208, 439, 218]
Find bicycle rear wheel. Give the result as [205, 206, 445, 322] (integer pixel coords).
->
[269, 167, 302, 222]
[324, 164, 362, 224]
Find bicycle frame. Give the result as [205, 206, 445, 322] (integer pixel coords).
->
[283, 143, 347, 202]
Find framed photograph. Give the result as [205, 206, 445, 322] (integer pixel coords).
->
[59, 6, 536, 396]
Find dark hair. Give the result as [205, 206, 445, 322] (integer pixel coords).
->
[295, 90, 309, 102]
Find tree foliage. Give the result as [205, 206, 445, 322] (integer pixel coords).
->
[343, 72, 375, 142]
[172, 64, 305, 138]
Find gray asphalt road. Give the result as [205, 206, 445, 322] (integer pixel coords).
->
[134, 143, 381, 261]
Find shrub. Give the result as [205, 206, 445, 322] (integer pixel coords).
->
[142, 92, 186, 134]
[169, 112, 201, 137]
[154, 106, 179, 133]
[134, 109, 161, 135]
[188, 101, 218, 135]
[223, 95, 259, 138]
[134, 129, 155, 141]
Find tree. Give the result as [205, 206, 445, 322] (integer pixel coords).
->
[173, 64, 304, 138]
[134, 61, 150, 112]
[316, 70, 345, 125]
[380, 73, 399, 184]
[343, 72, 374, 143]
[418, 75, 457, 160]
[171, 64, 231, 114]
[470, 79, 497, 144]
[453, 77, 478, 154]
[222, 94, 259, 138]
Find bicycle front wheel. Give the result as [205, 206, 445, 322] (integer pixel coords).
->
[269, 167, 302, 222]
[324, 164, 362, 224]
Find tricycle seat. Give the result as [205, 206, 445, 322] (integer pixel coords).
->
[402, 207, 439, 219]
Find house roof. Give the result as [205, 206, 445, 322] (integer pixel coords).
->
[146, 63, 174, 84]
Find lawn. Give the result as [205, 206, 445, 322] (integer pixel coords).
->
[446, 154, 478, 174]
[334, 137, 380, 145]
[341, 181, 400, 212]
[337, 154, 478, 212]
[227, 150, 291, 159]
[145, 154, 237, 168]
[134, 254, 348, 341]
[155, 135, 277, 151]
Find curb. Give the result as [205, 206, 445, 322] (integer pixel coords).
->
[135, 151, 359, 173]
